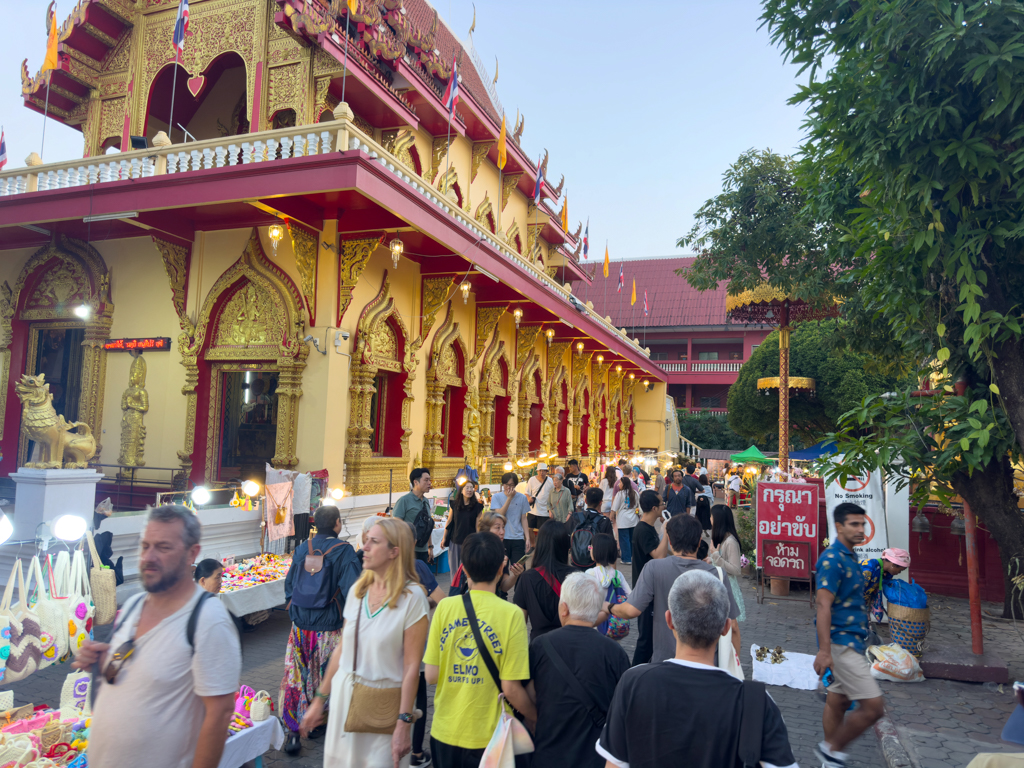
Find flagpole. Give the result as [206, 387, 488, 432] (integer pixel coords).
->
[603, 240, 608, 316]
[341, 11, 350, 106]
[40, 72, 52, 158]
[168, 49, 180, 143]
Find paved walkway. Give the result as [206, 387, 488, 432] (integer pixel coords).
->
[7, 566, 1023, 767]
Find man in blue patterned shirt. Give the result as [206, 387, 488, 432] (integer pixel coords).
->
[812, 502, 884, 768]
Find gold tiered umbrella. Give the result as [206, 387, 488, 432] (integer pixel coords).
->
[726, 285, 838, 473]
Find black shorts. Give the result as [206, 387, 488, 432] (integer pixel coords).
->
[526, 513, 549, 530]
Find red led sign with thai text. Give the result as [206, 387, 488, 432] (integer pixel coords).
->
[103, 337, 172, 351]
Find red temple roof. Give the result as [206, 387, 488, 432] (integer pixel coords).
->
[572, 257, 733, 329]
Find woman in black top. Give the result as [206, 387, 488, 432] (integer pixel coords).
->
[513, 520, 578, 640]
[443, 479, 482, 575]
[694, 495, 712, 560]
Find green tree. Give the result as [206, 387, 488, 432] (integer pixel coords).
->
[676, 410, 752, 451]
[727, 323, 909, 445]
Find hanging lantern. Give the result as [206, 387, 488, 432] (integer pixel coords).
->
[268, 224, 284, 254]
[545, 329, 554, 345]
[597, 354, 604, 365]
[576, 341, 584, 356]
[461, 281, 471, 304]
[389, 233, 404, 269]
[513, 307, 523, 328]
[615, 364, 622, 373]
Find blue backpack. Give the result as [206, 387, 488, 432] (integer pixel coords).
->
[291, 539, 350, 619]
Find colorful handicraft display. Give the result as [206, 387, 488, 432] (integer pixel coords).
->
[220, 554, 291, 592]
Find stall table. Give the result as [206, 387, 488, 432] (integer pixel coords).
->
[218, 716, 285, 768]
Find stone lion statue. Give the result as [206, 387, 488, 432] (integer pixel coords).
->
[14, 373, 97, 469]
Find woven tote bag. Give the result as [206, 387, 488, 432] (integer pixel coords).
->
[63, 551, 93, 655]
[1, 560, 45, 683]
[85, 533, 116, 626]
[27, 558, 65, 668]
[250, 691, 273, 722]
[58, 670, 90, 720]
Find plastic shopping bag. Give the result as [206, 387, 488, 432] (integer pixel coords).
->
[867, 644, 925, 683]
[479, 694, 533, 768]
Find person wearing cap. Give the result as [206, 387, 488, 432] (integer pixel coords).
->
[526, 462, 554, 536]
[861, 548, 911, 624]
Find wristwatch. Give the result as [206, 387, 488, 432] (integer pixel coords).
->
[397, 712, 416, 723]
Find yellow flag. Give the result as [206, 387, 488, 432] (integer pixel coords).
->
[497, 114, 507, 171]
[560, 194, 568, 232]
[603, 245, 609, 278]
[42, 9, 59, 73]
[347, 0, 358, 14]
[631, 278, 637, 306]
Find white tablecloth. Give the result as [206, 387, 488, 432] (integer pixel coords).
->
[217, 716, 285, 768]
[750, 644, 820, 690]
[431, 523, 447, 555]
[219, 578, 286, 616]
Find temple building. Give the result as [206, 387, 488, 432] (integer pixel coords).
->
[0, 0, 670, 514]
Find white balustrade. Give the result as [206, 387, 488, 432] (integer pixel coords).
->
[307, 133, 319, 155]
[203, 148, 214, 169]
[295, 135, 307, 157]
[266, 139, 278, 161]
[321, 131, 332, 153]
[280, 137, 292, 159]
[241, 143, 252, 164]
[215, 146, 227, 168]
[227, 145, 238, 166]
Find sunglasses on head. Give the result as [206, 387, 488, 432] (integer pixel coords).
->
[103, 639, 136, 684]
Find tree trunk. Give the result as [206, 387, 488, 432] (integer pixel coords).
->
[993, 339, 1024, 462]
[950, 456, 1024, 618]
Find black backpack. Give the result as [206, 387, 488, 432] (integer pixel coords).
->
[569, 510, 604, 568]
[412, 498, 434, 548]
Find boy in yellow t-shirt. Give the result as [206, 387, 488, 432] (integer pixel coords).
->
[424, 532, 535, 765]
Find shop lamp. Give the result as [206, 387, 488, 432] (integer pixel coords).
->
[503, 461, 513, 471]
[950, 516, 966, 536]
[460, 282, 471, 304]
[615, 364, 622, 373]
[191, 485, 212, 506]
[73, 305, 90, 319]
[545, 329, 554, 345]
[241, 480, 260, 497]
[596, 354, 604, 365]
[513, 308, 523, 328]
[0, 514, 12, 546]
[629, 372, 635, 380]
[576, 342, 584, 356]
[389, 233, 404, 269]
[268, 223, 285, 254]
[641, 379, 649, 391]
[53, 514, 87, 542]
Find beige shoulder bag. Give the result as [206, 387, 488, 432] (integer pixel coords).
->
[343, 595, 402, 734]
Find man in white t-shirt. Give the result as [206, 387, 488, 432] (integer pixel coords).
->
[76, 505, 242, 768]
[526, 463, 553, 535]
[728, 472, 743, 507]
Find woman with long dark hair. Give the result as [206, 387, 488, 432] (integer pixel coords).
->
[709, 503, 746, 657]
[610, 476, 639, 564]
[512, 521, 578, 640]
[598, 466, 618, 515]
[694, 495, 712, 560]
[442, 479, 482, 575]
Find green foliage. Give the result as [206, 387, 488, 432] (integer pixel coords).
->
[728, 322, 909, 444]
[676, 410, 751, 451]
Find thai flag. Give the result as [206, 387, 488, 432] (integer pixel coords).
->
[583, 219, 589, 259]
[443, 54, 459, 117]
[534, 155, 544, 205]
[0, 129, 7, 171]
[173, 0, 190, 53]
[617, 263, 624, 293]
[644, 290, 649, 316]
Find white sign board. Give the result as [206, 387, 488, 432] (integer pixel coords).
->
[825, 457, 889, 559]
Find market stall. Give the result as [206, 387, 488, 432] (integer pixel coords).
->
[217, 553, 292, 616]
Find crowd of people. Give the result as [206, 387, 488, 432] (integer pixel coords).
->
[72, 459, 900, 768]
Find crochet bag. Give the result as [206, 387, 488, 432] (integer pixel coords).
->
[58, 671, 90, 720]
[250, 691, 273, 722]
[598, 574, 630, 640]
[1, 561, 45, 683]
[53, 551, 93, 657]
[27, 558, 66, 668]
[85, 533, 116, 626]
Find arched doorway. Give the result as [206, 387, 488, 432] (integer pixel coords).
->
[556, 379, 569, 457]
[480, 341, 511, 460]
[424, 305, 469, 484]
[578, 389, 590, 457]
[598, 395, 608, 454]
[179, 230, 307, 484]
[144, 52, 248, 144]
[0, 236, 113, 468]
[346, 272, 415, 495]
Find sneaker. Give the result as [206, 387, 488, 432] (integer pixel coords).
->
[814, 742, 847, 768]
[283, 732, 301, 756]
[410, 751, 432, 767]
[308, 724, 327, 740]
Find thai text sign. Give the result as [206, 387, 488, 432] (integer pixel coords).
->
[756, 482, 820, 575]
[761, 540, 811, 579]
[103, 337, 172, 351]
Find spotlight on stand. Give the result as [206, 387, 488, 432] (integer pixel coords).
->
[242, 480, 260, 497]
[191, 485, 211, 506]
[53, 514, 87, 542]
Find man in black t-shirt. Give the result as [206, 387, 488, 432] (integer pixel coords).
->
[597, 570, 797, 768]
[682, 463, 703, 497]
[630, 490, 667, 666]
[528, 573, 629, 768]
[563, 459, 588, 508]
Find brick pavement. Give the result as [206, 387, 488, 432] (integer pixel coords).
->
[12, 566, 1024, 767]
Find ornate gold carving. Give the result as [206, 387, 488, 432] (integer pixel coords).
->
[423, 305, 469, 467]
[151, 236, 191, 333]
[430, 135, 454, 184]
[99, 96, 125, 145]
[337, 237, 380, 325]
[118, 353, 149, 467]
[289, 224, 319, 325]
[505, 220, 522, 253]
[475, 193, 493, 231]
[470, 305, 506, 367]
[268, 63, 306, 122]
[420, 276, 452, 338]
[463, 386, 480, 458]
[516, 354, 543, 454]
[501, 173, 522, 212]
[15, 374, 97, 469]
[179, 229, 307, 481]
[471, 141, 494, 181]
[546, 342, 570, 389]
[515, 325, 542, 372]
[527, 223, 545, 265]
[437, 166, 458, 200]
[382, 129, 416, 171]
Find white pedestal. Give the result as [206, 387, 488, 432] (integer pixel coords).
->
[9, 468, 102, 541]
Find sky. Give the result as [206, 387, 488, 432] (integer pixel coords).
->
[2, 0, 809, 260]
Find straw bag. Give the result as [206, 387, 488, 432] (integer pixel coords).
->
[26, 558, 66, 669]
[0, 706, 33, 726]
[343, 604, 401, 734]
[250, 691, 273, 722]
[58, 671, 90, 721]
[0, 693, 12, 711]
[1, 561, 45, 683]
[0, 734, 38, 768]
[85, 533, 116, 626]
[887, 604, 930, 659]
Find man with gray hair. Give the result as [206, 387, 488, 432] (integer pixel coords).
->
[598, 570, 797, 768]
[598, 573, 798, 768]
[75, 505, 242, 768]
[526, 572, 629, 768]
